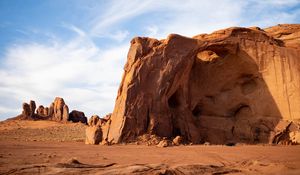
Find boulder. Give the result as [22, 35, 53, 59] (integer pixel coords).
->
[272, 121, 300, 145]
[157, 139, 170, 148]
[173, 136, 183, 146]
[102, 24, 300, 145]
[69, 110, 87, 124]
[85, 126, 103, 145]
[136, 134, 162, 145]
[290, 131, 300, 144]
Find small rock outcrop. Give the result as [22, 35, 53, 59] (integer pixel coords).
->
[53, 97, 69, 122]
[19, 101, 42, 120]
[20, 100, 36, 119]
[69, 110, 87, 124]
[12, 97, 87, 124]
[21, 103, 31, 118]
[29, 100, 36, 117]
[100, 24, 300, 145]
[173, 136, 183, 146]
[88, 115, 100, 126]
[85, 115, 103, 145]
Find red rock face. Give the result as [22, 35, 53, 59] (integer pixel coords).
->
[103, 24, 300, 144]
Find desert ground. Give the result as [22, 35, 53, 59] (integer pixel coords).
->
[0, 120, 300, 175]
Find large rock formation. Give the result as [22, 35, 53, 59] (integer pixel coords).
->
[12, 97, 87, 124]
[102, 24, 300, 144]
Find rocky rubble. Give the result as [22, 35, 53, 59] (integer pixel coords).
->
[272, 121, 300, 145]
[98, 24, 300, 145]
[85, 115, 112, 145]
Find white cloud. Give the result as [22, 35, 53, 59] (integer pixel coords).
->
[0, 32, 128, 119]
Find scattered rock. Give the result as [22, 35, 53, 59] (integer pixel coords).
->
[272, 121, 300, 145]
[157, 139, 170, 148]
[290, 131, 300, 144]
[204, 142, 210, 146]
[172, 136, 183, 146]
[67, 157, 80, 164]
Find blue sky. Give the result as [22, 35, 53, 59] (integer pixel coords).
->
[0, 0, 300, 120]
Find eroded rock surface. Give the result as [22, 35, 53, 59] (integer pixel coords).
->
[85, 115, 103, 145]
[102, 24, 300, 144]
[53, 97, 69, 122]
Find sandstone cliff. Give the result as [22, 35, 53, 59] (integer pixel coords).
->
[102, 24, 300, 144]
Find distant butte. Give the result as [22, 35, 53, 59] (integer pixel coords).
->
[12, 97, 87, 124]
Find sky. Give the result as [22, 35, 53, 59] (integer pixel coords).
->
[0, 0, 299, 120]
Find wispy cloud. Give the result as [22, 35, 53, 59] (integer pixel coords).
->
[90, 0, 155, 36]
[62, 23, 86, 37]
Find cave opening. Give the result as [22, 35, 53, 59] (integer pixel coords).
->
[172, 126, 182, 137]
[168, 90, 181, 108]
[192, 105, 202, 117]
[206, 46, 229, 58]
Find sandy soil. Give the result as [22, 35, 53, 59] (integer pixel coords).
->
[0, 120, 300, 174]
[0, 120, 86, 142]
